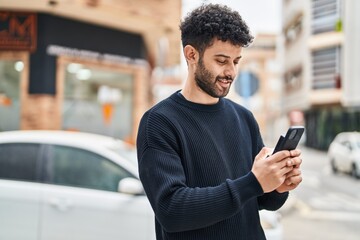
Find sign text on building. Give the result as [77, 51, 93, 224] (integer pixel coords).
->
[0, 12, 37, 52]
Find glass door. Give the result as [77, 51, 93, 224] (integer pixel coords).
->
[61, 61, 134, 140]
[0, 52, 27, 131]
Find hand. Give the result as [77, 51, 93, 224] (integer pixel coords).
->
[252, 147, 297, 193]
[276, 150, 303, 193]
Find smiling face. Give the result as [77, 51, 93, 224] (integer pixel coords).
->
[195, 56, 234, 98]
[193, 39, 242, 99]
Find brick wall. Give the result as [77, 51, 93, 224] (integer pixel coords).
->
[21, 94, 61, 130]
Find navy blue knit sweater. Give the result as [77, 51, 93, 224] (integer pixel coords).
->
[136, 91, 288, 240]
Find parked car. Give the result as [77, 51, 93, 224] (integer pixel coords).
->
[260, 210, 283, 240]
[0, 130, 283, 239]
[0, 130, 155, 240]
[328, 131, 360, 179]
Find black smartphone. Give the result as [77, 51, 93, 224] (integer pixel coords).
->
[272, 126, 305, 154]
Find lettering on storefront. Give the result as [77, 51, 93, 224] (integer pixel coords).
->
[47, 45, 148, 66]
[0, 11, 37, 52]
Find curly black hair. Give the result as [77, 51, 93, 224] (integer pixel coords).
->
[180, 4, 254, 55]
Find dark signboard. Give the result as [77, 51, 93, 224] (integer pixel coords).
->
[0, 11, 37, 52]
[29, 13, 145, 94]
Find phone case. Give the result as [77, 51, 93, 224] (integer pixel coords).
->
[272, 126, 304, 154]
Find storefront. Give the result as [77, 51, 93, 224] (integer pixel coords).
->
[0, 11, 150, 143]
[305, 106, 360, 150]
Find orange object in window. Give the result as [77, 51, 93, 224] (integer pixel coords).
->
[102, 103, 114, 125]
[0, 95, 12, 106]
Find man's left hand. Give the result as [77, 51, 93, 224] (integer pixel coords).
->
[276, 151, 303, 193]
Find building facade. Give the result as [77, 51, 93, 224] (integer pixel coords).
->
[0, 0, 182, 144]
[228, 33, 283, 145]
[281, 0, 360, 150]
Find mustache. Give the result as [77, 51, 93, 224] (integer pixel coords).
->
[216, 75, 234, 81]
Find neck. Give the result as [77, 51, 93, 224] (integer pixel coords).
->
[181, 76, 219, 105]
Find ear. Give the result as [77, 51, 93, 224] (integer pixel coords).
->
[183, 45, 199, 64]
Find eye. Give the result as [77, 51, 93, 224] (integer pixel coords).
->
[216, 59, 226, 64]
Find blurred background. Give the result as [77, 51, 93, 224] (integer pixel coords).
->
[1, 0, 360, 239]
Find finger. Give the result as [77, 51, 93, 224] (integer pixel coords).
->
[287, 157, 302, 167]
[286, 168, 301, 178]
[278, 156, 296, 168]
[279, 165, 294, 176]
[263, 147, 273, 158]
[285, 158, 295, 167]
[289, 149, 301, 157]
[271, 150, 291, 163]
[285, 175, 302, 186]
[282, 156, 302, 168]
[256, 147, 273, 161]
[290, 156, 302, 167]
[282, 184, 297, 192]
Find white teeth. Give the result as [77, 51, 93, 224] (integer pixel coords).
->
[219, 79, 230, 84]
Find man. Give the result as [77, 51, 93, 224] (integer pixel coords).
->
[137, 4, 302, 240]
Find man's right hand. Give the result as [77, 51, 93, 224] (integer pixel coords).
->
[251, 147, 301, 193]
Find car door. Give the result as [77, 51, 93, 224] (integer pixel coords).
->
[0, 143, 43, 240]
[39, 144, 154, 240]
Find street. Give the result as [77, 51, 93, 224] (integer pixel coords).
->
[279, 145, 360, 240]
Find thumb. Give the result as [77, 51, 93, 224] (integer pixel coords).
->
[255, 147, 272, 161]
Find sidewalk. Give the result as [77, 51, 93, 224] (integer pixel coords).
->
[278, 192, 298, 216]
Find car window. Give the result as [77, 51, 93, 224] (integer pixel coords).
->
[46, 145, 133, 192]
[0, 143, 41, 182]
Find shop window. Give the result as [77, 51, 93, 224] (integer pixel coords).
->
[312, 46, 341, 89]
[62, 62, 133, 140]
[0, 59, 23, 131]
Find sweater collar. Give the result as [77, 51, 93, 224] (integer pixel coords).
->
[170, 90, 225, 112]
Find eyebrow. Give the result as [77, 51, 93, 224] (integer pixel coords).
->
[214, 54, 242, 60]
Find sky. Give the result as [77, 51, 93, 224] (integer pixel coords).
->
[182, 0, 282, 36]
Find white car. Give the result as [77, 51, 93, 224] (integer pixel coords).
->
[0, 130, 155, 240]
[328, 131, 360, 179]
[0, 130, 282, 240]
[260, 210, 283, 240]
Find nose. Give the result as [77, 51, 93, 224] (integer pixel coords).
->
[224, 63, 237, 79]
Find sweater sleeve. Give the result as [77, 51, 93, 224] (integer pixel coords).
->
[245, 110, 290, 211]
[137, 111, 264, 233]
[257, 190, 289, 211]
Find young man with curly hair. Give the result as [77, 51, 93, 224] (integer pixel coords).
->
[137, 4, 303, 240]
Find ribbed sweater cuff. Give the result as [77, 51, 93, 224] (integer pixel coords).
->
[227, 171, 264, 206]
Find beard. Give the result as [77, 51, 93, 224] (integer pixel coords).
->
[194, 58, 233, 98]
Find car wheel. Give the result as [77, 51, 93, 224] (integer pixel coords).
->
[351, 163, 360, 179]
[331, 159, 338, 174]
